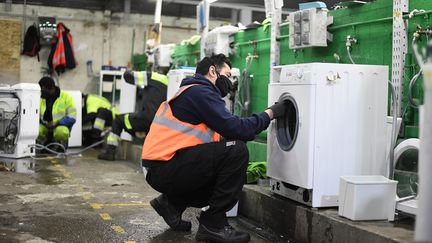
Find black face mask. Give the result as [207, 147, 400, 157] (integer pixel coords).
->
[215, 72, 233, 98]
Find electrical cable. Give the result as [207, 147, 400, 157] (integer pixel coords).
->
[408, 69, 423, 108]
[235, 55, 255, 117]
[388, 80, 399, 179]
[30, 139, 105, 158]
[347, 46, 356, 64]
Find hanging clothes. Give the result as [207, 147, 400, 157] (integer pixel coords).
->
[48, 22, 77, 74]
[22, 24, 41, 61]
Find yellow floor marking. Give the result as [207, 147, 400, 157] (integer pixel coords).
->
[90, 203, 150, 209]
[111, 225, 126, 234]
[124, 241, 136, 243]
[99, 213, 112, 221]
[50, 159, 59, 164]
[62, 172, 71, 178]
[82, 194, 92, 200]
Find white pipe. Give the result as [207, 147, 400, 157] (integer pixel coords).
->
[415, 63, 432, 241]
[154, 0, 162, 24]
[200, 0, 210, 59]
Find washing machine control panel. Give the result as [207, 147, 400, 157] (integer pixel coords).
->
[273, 65, 315, 85]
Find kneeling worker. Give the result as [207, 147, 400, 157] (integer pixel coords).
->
[98, 70, 168, 160]
[38, 77, 76, 147]
[141, 54, 286, 242]
[82, 93, 117, 146]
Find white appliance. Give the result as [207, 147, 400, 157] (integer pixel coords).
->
[0, 83, 40, 158]
[167, 68, 196, 100]
[204, 26, 239, 56]
[167, 68, 240, 112]
[156, 44, 175, 68]
[119, 75, 137, 141]
[66, 90, 82, 147]
[267, 63, 389, 207]
[394, 138, 419, 216]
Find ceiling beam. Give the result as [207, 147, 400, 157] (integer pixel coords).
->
[164, 0, 294, 14]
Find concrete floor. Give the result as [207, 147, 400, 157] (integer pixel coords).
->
[0, 150, 282, 243]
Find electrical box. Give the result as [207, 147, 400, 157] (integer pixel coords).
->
[38, 16, 56, 46]
[288, 8, 332, 49]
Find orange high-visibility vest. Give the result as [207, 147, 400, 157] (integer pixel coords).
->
[142, 84, 221, 161]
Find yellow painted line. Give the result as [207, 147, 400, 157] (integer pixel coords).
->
[99, 213, 112, 221]
[62, 172, 71, 178]
[111, 225, 126, 234]
[90, 203, 150, 209]
[82, 194, 92, 200]
[50, 159, 59, 164]
[125, 241, 136, 243]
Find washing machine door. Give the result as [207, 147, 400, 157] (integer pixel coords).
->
[275, 93, 299, 151]
[394, 139, 419, 198]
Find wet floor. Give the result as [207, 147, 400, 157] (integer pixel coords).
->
[0, 150, 283, 243]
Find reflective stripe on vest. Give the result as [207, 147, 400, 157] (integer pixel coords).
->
[124, 114, 132, 130]
[107, 132, 120, 146]
[141, 84, 221, 161]
[134, 71, 147, 88]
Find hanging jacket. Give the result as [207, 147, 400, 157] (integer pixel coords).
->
[142, 84, 221, 161]
[48, 22, 77, 74]
[22, 25, 41, 60]
[40, 90, 77, 129]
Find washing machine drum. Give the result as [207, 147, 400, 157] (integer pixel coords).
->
[394, 139, 419, 198]
[275, 92, 299, 151]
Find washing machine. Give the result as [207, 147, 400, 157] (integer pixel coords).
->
[268, 63, 389, 207]
[167, 68, 196, 100]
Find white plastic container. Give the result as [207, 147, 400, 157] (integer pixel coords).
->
[338, 175, 397, 221]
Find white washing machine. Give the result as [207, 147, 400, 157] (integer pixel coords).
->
[267, 63, 389, 207]
[167, 68, 196, 100]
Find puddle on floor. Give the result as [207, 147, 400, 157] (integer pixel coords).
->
[0, 158, 65, 185]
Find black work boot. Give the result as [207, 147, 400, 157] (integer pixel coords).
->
[97, 145, 116, 161]
[150, 194, 191, 232]
[195, 224, 250, 243]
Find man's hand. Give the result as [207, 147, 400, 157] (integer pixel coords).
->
[268, 102, 286, 119]
[46, 121, 57, 129]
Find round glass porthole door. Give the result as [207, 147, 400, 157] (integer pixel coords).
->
[275, 92, 299, 151]
[394, 139, 419, 198]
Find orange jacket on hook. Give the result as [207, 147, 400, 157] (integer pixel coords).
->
[49, 22, 77, 74]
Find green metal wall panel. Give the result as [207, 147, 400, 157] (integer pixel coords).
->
[171, 0, 432, 160]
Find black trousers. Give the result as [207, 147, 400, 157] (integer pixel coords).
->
[144, 140, 249, 228]
[112, 111, 152, 136]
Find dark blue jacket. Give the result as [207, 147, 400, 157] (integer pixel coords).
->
[170, 74, 270, 141]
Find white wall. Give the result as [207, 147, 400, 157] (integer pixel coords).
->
[1, 4, 227, 92]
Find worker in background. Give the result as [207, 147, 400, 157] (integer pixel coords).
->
[141, 54, 286, 243]
[97, 70, 168, 161]
[38, 77, 76, 149]
[81, 94, 117, 146]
